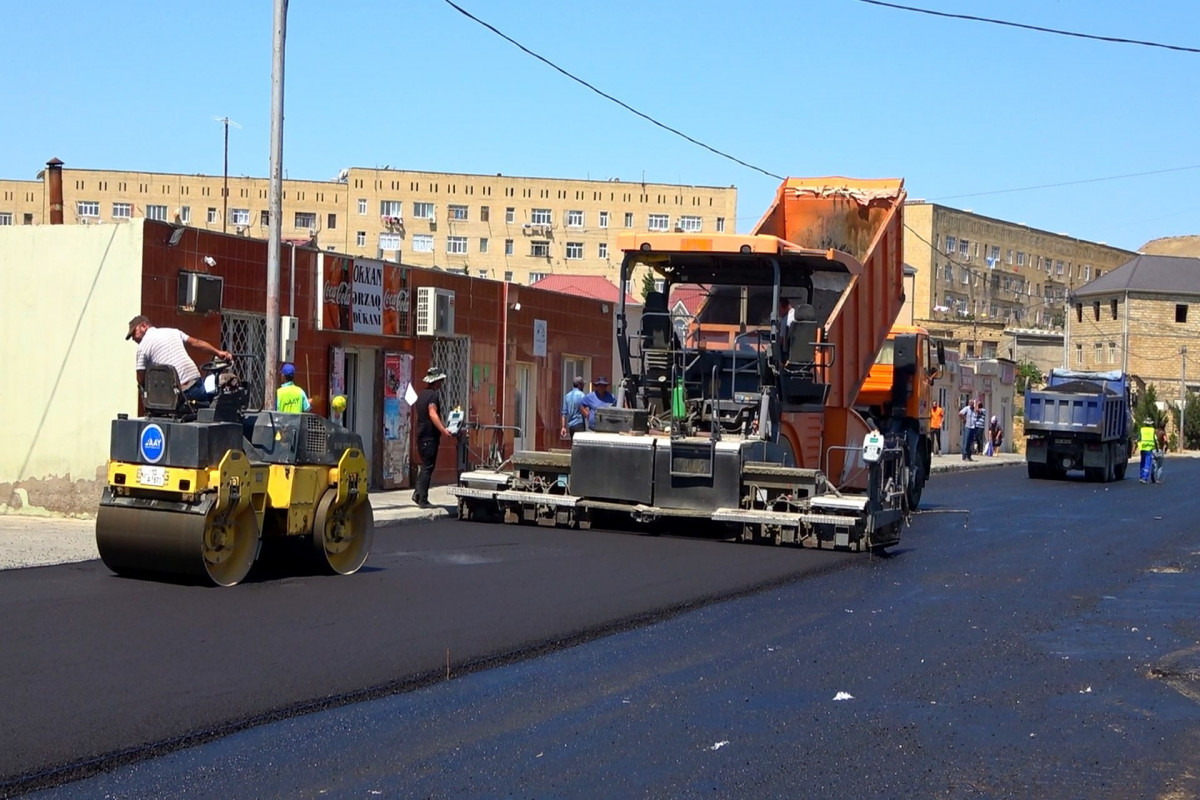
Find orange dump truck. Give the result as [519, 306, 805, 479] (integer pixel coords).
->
[451, 177, 942, 551]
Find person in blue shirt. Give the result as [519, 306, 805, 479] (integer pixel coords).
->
[580, 376, 617, 430]
[560, 376, 588, 439]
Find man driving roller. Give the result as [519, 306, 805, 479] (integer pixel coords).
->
[126, 315, 232, 402]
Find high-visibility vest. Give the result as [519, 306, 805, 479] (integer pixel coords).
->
[277, 383, 306, 413]
[1139, 425, 1157, 452]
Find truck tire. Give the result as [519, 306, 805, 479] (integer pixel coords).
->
[1027, 461, 1048, 480]
[1114, 460, 1127, 480]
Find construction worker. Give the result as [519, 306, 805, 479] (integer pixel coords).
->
[930, 401, 944, 455]
[276, 363, 311, 413]
[1138, 417, 1157, 483]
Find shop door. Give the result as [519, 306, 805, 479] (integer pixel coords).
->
[514, 363, 536, 452]
[343, 350, 377, 483]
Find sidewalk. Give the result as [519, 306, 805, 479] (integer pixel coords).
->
[0, 452, 1024, 571]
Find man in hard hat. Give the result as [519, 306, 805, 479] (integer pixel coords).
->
[276, 363, 311, 413]
[126, 315, 231, 402]
[1138, 417, 1157, 484]
[412, 366, 452, 508]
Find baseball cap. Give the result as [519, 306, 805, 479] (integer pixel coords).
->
[126, 314, 149, 340]
[281, 363, 296, 378]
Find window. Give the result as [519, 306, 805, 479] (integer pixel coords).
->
[716, 217, 726, 233]
[982, 341, 997, 359]
[989, 245, 1001, 262]
[1177, 304, 1189, 323]
[207, 207, 219, 223]
[624, 212, 634, 228]
[648, 214, 670, 231]
[505, 207, 515, 224]
[504, 270, 513, 282]
[0, 213, 11, 226]
[380, 200, 403, 218]
[562, 355, 589, 396]
[1109, 342, 1117, 364]
[1083, 265, 1092, 281]
[945, 264, 954, 282]
[530, 240, 550, 258]
[530, 272, 548, 284]
[475, 205, 487, 222]
[328, 213, 337, 230]
[598, 242, 608, 259]
[1075, 343, 1083, 366]
[414, 202, 435, 220]
[1093, 301, 1100, 321]
[1094, 342, 1103, 363]
[1111, 299, 1118, 320]
[505, 239, 514, 255]
[479, 237, 488, 253]
[531, 208, 552, 225]
[180, 206, 191, 224]
[380, 232, 402, 251]
[1076, 304, 1083, 323]
[1055, 260, 1064, 275]
[566, 210, 584, 228]
[959, 239, 970, 258]
[961, 270, 970, 285]
[261, 210, 270, 226]
[230, 208, 250, 226]
[112, 202, 132, 219]
[599, 211, 609, 228]
[449, 204, 468, 221]
[412, 234, 434, 253]
[146, 204, 167, 221]
[77, 201, 99, 217]
[447, 236, 468, 254]
[295, 211, 316, 229]
[679, 215, 702, 232]
[1017, 251, 1025, 266]
[356, 231, 366, 247]
[566, 241, 583, 259]
[357, 198, 368, 215]
[945, 236, 956, 254]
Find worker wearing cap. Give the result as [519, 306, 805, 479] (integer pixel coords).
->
[580, 376, 617, 430]
[1138, 417, 1157, 483]
[276, 363, 311, 413]
[126, 314, 231, 402]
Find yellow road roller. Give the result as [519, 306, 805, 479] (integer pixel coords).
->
[96, 363, 374, 586]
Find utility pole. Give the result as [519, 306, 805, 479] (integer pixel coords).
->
[214, 116, 241, 233]
[1182, 346, 1188, 452]
[265, 0, 287, 406]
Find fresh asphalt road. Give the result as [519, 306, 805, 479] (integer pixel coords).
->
[8, 459, 1200, 798]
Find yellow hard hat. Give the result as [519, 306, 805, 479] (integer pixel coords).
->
[332, 395, 347, 413]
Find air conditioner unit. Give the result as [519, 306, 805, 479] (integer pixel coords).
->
[177, 270, 224, 313]
[415, 287, 455, 337]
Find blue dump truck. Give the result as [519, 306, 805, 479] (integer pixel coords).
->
[1024, 369, 1134, 482]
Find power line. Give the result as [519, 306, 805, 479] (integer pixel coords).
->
[856, 0, 1200, 54]
[440, 0, 784, 181]
[932, 164, 1200, 202]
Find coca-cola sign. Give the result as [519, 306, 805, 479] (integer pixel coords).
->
[320, 254, 409, 336]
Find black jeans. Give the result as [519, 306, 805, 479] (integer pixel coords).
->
[931, 428, 942, 454]
[413, 436, 440, 503]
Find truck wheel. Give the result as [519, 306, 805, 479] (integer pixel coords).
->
[1027, 462, 1047, 480]
[1114, 460, 1128, 480]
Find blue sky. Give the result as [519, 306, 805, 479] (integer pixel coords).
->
[4, 1, 1197, 251]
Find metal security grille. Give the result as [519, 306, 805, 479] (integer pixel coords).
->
[431, 337, 470, 418]
[221, 312, 267, 409]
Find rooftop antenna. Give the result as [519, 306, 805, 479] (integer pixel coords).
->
[213, 116, 242, 233]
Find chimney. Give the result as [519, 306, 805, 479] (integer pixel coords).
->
[46, 157, 64, 225]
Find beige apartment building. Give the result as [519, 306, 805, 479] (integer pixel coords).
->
[0, 159, 738, 287]
[904, 202, 1135, 358]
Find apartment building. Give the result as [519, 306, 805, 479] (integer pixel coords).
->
[904, 202, 1135, 357]
[0, 159, 738, 287]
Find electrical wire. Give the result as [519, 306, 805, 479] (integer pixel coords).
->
[931, 164, 1200, 202]
[439, 0, 784, 181]
[856, 0, 1200, 54]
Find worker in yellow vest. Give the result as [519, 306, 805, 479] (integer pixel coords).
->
[1138, 417, 1157, 484]
[276, 363, 311, 414]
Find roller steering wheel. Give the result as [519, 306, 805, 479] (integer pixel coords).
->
[201, 358, 234, 374]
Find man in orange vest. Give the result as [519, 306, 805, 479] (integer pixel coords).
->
[930, 401, 944, 456]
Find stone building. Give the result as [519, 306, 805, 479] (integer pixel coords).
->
[1068, 253, 1200, 405]
[0, 158, 737, 288]
[903, 202, 1135, 358]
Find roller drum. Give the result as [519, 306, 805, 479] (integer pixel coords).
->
[96, 492, 260, 587]
[311, 489, 374, 575]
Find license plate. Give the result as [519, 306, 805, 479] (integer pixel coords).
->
[137, 466, 168, 487]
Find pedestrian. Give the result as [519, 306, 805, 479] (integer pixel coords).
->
[973, 399, 987, 455]
[411, 366, 452, 508]
[275, 363, 311, 413]
[580, 376, 617, 430]
[1138, 416, 1156, 484]
[930, 401, 944, 456]
[959, 399, 977, 461]
[1152, 421, 1168, 484]
[560, 376, 589, 440]
[126, 314, 232, 403]
[987, 415, 1003, 456]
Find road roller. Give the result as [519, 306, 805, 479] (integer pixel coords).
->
[96, 361, 374, 586]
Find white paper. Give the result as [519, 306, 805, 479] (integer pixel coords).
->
[404, 382, 419, 406]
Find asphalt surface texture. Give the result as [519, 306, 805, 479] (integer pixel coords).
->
[5, 452, 1200, 798]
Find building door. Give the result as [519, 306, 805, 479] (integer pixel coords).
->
[514, 362, 536, 452]
[343, 349, 377, 483]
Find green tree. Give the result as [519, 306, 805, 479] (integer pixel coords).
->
[1171, 390, 1200, 451]
[641, 270, 657, 301]
[1015, 360, 1043, 394]
[1133, 383, 1166, 430]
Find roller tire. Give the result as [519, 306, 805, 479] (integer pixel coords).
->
[311, 489, 374, 576]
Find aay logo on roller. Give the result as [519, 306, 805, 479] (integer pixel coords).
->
[140, 423, 166, 464]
